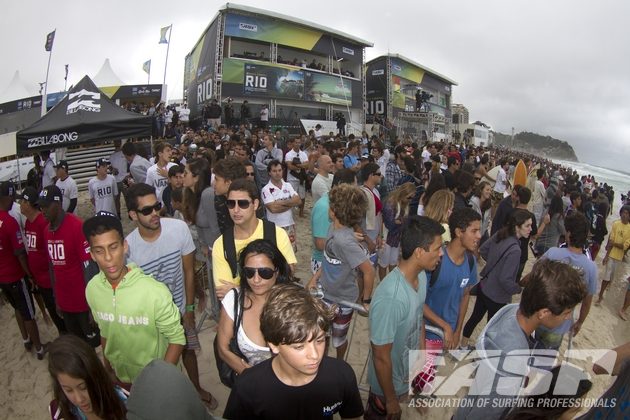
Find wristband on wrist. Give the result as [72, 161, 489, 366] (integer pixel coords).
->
[362, 298, 372, 304]
[185, 304, 196, 312]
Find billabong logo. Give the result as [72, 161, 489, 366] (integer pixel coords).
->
[239, 22, 257, 32]
[372, 69, 385, 76]
[67, 89, 101, 114]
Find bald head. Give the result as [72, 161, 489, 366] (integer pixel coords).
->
[317, 155, 334, 175]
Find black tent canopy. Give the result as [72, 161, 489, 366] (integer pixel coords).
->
[16, 75, 152, 153]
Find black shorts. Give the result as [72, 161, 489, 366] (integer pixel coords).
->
[0, 278, 36, 321]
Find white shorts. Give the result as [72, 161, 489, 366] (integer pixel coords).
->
[603, 258, 624, 282]
[378, 244, 400, 268]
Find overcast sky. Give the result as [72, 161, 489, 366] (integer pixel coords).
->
[1, 0, 629, 171]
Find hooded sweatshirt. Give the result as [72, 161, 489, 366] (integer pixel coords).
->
[478, 234, 521, 303]
[127, 359, 217, 420]
[454, 304, 532, 420]
[85, 264, 185, 383]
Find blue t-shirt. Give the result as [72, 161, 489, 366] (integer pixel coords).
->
[367, 268, 427, 397]
[343, 154, 359, 169]
[425, 248, 478, 340]
[311, 194, 331, 263]
[537, 247, 598, 336]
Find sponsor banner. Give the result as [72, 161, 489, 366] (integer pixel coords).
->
[304, 72, 352, 106]
[224, 13, 363, 61]
[184, 20, 218, 118]
[390, 57, 425, 84]
[66, 89, 101, 115]
[243, 63, 304, 99]
[225, 12, 322, 52]
[26, 132, 79, 149]
[222, 58, 357, 107]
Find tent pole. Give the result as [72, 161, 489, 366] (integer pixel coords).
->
[150, 136, 154, 157]
[15, 155, 22, 187]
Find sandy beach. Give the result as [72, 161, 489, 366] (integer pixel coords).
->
[1, 191, 629, 419]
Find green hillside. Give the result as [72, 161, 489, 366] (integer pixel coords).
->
[491, 131, 579, 162]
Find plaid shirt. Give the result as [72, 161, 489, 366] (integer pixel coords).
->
[385, 161, 403, 193]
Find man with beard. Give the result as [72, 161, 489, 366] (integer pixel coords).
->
[124, 183, 217, 409]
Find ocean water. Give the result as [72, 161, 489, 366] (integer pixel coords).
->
[554, 159, 630, 211]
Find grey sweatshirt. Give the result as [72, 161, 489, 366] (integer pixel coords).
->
[479, 233, 521, 303]
[454, 304, 532, 420]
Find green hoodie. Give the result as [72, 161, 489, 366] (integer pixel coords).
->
[85, 264, 185, 383]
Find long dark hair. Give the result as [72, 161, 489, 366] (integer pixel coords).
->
[182, 157, 212, 224]
[496, 208, 533, 242]
[422, 173, 446, 206]
[237, 239, 293, 310]
[548, 195, 564, 219]
[48, 335, 126, 420]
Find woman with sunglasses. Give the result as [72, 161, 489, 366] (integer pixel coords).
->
[216, 239, 292, 374]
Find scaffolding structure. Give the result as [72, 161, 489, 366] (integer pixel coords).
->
[396, 111, 447, 141]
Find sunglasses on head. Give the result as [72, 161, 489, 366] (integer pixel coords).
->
[226, 199, 252, 209]
[136, 202, 162, 216]
[243, 266, 277, 280]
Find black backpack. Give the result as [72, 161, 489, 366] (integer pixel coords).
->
[428, 250, 475, 288]
[223, 220, 277, 278]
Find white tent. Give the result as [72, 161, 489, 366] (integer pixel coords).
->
[92, 58, 126, 87]
[0, 71, 37, 103]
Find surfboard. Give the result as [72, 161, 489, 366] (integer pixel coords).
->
[512, 159, 527, 187]
[482, 165, 501, 187]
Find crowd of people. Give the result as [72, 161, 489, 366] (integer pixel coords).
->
[1, 115, 629, 419]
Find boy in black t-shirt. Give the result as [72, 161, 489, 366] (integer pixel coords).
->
[223, 284, 364, 420]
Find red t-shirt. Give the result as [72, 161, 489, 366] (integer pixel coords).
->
[45, 213, 91, 312]
[25, 213, 52, 288]
[0, 210, 26, 283]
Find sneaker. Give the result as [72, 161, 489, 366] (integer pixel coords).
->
[23, 339, 33, 352]
[36, 343, 49, 360]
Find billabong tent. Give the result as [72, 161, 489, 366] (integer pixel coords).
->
[16, 75, 152, 153]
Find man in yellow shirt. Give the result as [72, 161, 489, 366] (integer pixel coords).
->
[598, 205, 630, 305]
[212, 179, 297, 299]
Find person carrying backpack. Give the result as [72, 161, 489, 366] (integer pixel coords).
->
[212, 179, 297, 300]
[412, 208, 482, 393]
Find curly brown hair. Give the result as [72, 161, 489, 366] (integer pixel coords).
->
[329, 183, 367, 227]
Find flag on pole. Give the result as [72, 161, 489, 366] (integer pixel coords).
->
[143, 60, 151, 74]
[159, 25, 171, 44]
[64, 64, 69, 81]
[45, 30, 56, 51]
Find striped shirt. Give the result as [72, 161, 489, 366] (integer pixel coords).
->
[126, 218, 195, 314]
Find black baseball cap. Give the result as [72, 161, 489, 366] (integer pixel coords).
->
[96, 158, 111, 168]
[16, 186, 38, 205]
[37, 185, 63, 206]
[83, 211, 123, 240]
[0, 181, 16, 198]
[55, 160, 69, 171]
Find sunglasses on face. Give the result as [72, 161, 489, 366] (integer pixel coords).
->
[243, 266, 277, 280]
[246, 172, 255, 176]
[373, 172, 381, 176]
[226, 199, 252, 209]
[136, 202, 162, 216]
